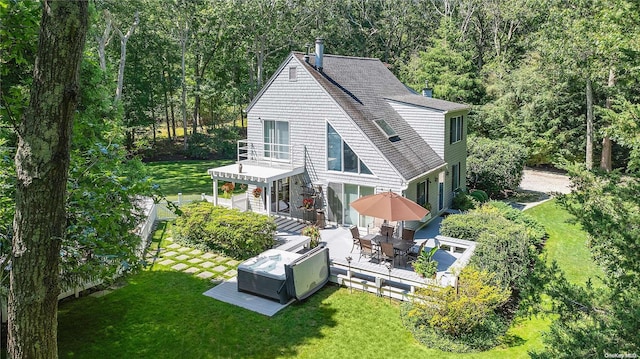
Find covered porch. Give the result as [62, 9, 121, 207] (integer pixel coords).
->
[207, 162, 305, 216]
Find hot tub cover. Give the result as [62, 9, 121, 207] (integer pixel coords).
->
[237, 249, 302, 280]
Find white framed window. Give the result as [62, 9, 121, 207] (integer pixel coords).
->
[288, 66, 297, 81]
[451, 162, 461, 191]
[449, 116, 463, 144]
[327, 123, 372, 175]
[417, 180, 429, 207]
[263, 120, 290, 160]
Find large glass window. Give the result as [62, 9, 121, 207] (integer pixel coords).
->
[264, 120, 290, 160]
[327, 123, 373, 175]
[449, 116, 463, 144]
[327, 182, 375, 227]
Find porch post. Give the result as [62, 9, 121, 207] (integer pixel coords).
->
[266, 181, 272, 215]
[213, 179, 218, 206]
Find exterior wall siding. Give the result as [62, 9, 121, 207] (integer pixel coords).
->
[246, 55, 469, 222]
[247, 56, 406, 218]
[387, 100, 446, 158]
[443, 111, 469, 207]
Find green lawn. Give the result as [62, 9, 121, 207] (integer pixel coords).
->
[526, 199, 604, 286]
[145, 159, 234, 196]
[56, 198, 597, 358]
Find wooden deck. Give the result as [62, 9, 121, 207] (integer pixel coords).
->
[272, 216, 476, 301]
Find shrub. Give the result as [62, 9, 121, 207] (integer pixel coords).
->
[469, 189, 489, 203]
[207, 127, 241, 159]
[173, 202, 276, 259]
[186, 133, 214, 159]
[451, 191, 476, 211]
[467, 135, 528, 197]
[440, 202, 545, 292]
[402, 267, 510, 352]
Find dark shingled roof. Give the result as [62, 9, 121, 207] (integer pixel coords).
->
[292, 52, 468, 181]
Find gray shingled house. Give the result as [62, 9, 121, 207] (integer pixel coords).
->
[208, 39, 470, 231]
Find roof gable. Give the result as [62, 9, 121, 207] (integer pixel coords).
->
[292, 52, 455, 180]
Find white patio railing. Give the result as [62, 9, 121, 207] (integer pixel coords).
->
[237, 140, 299, 168]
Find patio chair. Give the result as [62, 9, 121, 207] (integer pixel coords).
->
[401, 228, 415, 242]
[380, 224, 395, 238]
[379, 242, 399, 268]
[349, 225, 361, 253]
[406, 240, 427, 265]
[357, 238, 377, 262]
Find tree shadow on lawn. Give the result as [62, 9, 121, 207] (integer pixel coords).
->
[58, 270, 339, 358]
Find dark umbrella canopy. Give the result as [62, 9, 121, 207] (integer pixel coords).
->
[350, 191, 429, 222]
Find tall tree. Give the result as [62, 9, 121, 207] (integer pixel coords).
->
[8, 1, 88, 358]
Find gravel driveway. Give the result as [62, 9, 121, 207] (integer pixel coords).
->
[519, 169, 572, 194]
[510, 168, 572, 210]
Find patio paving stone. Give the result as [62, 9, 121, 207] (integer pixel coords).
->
[226, 260, 240, 266]
[197, 271, 214, 279]
[201, 253, 216, 259]
[175, 254, 190, 261]
[167, 243, 181, 249]
[224, 270, 237, 277]
[184, 267, 199, 274]
[212, 265, 227, 273]
[165, 237, 173, 242]
[158, 259, 176, 266]
[162, 251, 178, 257]
[188, 258, 203, 264]
[177, 247, 191, 252]
[214, 256, 228, 262]
[200, 261, 215, 268]
[189, 249, 202, 255]
[171, 263, 188, 271]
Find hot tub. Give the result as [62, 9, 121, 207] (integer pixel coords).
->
[237, 247, 330, 304]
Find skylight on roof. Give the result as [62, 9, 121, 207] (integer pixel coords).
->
[374, 119, 399, 141]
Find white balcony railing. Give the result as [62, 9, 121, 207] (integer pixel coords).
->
[237, 140, 300, 168]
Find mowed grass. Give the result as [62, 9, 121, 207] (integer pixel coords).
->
[57, 271, 550, 359]
[526, 199, 604, 286]
[56, 186, 592, 358]
[145, 159, 234, 196]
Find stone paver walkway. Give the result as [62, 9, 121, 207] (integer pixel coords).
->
[149, 237, 240, 282]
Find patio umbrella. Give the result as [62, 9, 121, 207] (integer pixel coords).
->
[349, 190, 429, 222]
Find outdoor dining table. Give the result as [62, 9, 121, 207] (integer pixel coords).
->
[363, 234, 415, 266]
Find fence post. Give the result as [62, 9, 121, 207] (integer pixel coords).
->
[178, 192, 182, 205]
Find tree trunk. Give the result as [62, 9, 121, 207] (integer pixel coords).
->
[586, 77, 594, 170]
[8, 1, 88, 358]
[180, 24, 188, 150]
[600, 68, 615, 172]
[114, 12, 139, 102]
[162, 69, 171, 140]
[95, 11, 112, 72]
[193, 54, 201, 135]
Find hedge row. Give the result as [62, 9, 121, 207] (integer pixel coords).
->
[172, 202, 276, 259]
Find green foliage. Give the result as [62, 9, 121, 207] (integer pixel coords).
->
[469, 189, 489, 203]
[412, 245, 439, 278]
[403, 267, 510, 352]
[399, 19, 483, 104]
[186, 132, 215, 159]
[207, 126, 241, 159]
[533, 162, 640, 356]
[173, 202, 276, 259]
[451, 191, 476, 211]
[441, 202, 546, 293]
[467, 135, 529, 197]
[301, 225, 321, 248]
